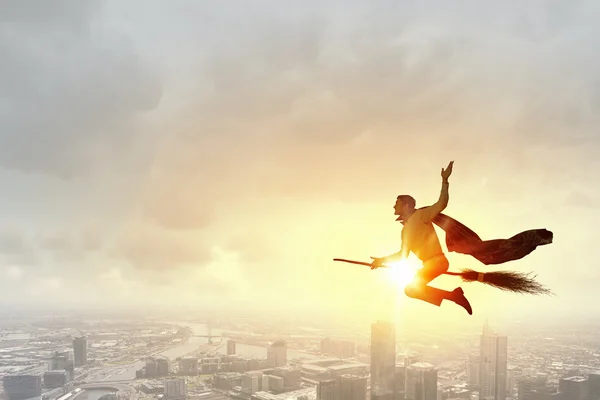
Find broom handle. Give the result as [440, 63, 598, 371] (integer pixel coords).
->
[333, 258, 463, 276]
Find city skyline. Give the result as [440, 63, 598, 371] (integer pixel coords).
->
[2, 313, 600, 400]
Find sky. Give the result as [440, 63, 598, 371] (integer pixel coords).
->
[1, 0, 599, 329]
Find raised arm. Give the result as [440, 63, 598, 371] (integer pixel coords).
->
[419, 161, 453, 223]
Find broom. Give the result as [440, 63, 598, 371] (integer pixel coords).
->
[333, 258, 553, 296]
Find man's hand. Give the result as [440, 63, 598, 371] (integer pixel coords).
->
[441, 160, 454, 181]
[370, 256, 386, 270]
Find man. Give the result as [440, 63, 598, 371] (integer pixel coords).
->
[370, 161, 473, 315]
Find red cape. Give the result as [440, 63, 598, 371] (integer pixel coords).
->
[399, 213, 553, 265]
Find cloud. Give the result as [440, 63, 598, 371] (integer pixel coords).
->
[0, 228, 37, 266]
[2, 1, 600, 318]
[94, 2, 600, 313]
[137, 159, 216, 230]
[128, 1, 600, 237]
[223, 234, 278, 265]
[111, 218, 212, 271]
[24, 276, 62, 296]
[133, 17, 473, 228]
[95, 259, 243, 306]
[6, 266, 24, 280]
[183, 247, 249, 296]
[30, 220, 106, 269]
[0, 0, 163, 178]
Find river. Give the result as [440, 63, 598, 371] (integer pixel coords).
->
[100, 321, 321, 381]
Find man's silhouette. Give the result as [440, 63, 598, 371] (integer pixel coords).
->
[371, 161, 473, 315]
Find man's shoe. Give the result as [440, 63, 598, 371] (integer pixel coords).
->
[451, 287, 473, 315]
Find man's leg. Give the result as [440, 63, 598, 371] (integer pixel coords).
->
[403, 256, 451, 306]
[404, 256, 472, 314]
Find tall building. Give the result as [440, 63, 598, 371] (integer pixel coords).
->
[507, 367, 515, 397]
[157, 358, 170, 376]
[270, 367, 302, 391]
[242, 371, 263, 395]
[559, 376, 588, 400]
[589, 373, 600, 400]
[227, 340, 236, 355]
[50, 350, 70, 370]
[164, 378, 186, 400]
[317, 379, 338, 400]
[73, 336, 88, 367]
[479, 323, 508, 400]
[518, 375, 547, 400]
[339, 374, 368, 400]
[405, 362, 437, 400]
[178, 358, 198, 375]
[393, 364, 406, 399]
[145, 358, 158, 377]
[43, 371, 67, 389]
[267, 340, 287, 368]
[144, 357, 169, 377]
[371, 321, 396, 399]
[3, 374, 43, 400]
[467, 355, 480, 386]
[49, 350, 74, 380]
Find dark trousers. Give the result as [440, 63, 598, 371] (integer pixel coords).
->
[404, 254, 453, 306]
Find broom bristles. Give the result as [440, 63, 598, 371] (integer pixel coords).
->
[459, 269, 553, 296]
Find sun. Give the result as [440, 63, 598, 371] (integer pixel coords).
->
[385, 258, 421, 287]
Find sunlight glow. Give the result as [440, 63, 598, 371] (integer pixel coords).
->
[386, 259, 421, 288]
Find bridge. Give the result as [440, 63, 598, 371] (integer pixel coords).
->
[188, 320, 222, 344]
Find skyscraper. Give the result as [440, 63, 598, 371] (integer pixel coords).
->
[317, 379, 338, 400]
[467, 354, 480, 386]
[559, 376, 588, 400]
[73, 336, 87, 367]
[267, 340, 287, 368]
[518, 375, 548, 400]
[340, 374, 368, 400]
[479, 323, 508, 400]
[3, 374, 42, 400]
[371, 321, 396, 399]
[164, 378, 186, 400]
[405, 362, 438, 400]
[588, 373, 600, 400]
[227, 340, 236, 355]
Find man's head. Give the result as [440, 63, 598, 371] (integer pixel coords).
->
[394, 195, 416, 221]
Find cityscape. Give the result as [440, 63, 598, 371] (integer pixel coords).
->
[1, 1, 598, 400]
[1, 314, 598, 400]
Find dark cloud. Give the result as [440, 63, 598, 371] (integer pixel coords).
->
[0, 0, 163, 178]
